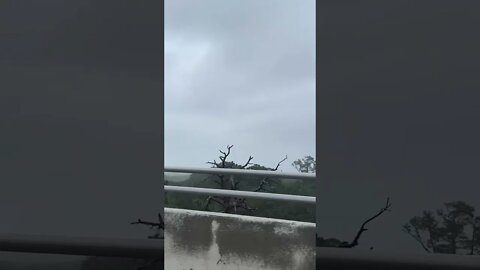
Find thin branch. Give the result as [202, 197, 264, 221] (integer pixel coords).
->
[272, 155, 288, 171]
[403, 226, 431, 253]
[340, 197, 392, 248]
[130, 219, 163, 230]
[205, 196, 226, 211]
[241, 156, 254, 169]
[254, 178, 271, 192]
[219, 145, 233, 167]
[131, 213, 164, 240]
[207, 160, 219, 167]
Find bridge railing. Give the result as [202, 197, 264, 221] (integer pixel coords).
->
[1, 167, 479, 269]
[164, 166, 316, 204]
[0, 233, 163, 259]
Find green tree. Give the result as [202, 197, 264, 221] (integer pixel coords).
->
[403, 201, 480, 254]
[292, 155, 316, 173]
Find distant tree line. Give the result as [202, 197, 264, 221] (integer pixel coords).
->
[165, 145, 316, 223]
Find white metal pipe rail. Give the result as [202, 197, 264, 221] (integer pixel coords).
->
[165, 166, 316, 180]
[316, 247, 480, 270]
[3, 233, 480, 269]
[165, 185, 315, 204]
[0, 233, 163, 259]
[164, 166, 316, 204]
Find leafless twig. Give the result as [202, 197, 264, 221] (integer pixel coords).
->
[219, 145, 233, 167]
[272, 155, 288, 171]
[254, 178, 272, 192]
[403, 224, 431, 253]
[241, 156, 254, 168]
[340, 197, 392, 248]
[203, 145, 287, 214]
[131, 213, 164, 239]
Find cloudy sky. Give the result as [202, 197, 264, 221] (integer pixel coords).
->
[319, 1, 480, 254]
[164, 0, 315, 172]
[0, 0, 162, 263]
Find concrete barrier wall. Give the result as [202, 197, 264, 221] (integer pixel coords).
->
[164, 208, 315, 270]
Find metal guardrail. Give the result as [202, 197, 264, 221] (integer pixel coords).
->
[0, 233, 163, 259]
[316, 247, 480, 270]
[165, 166, 316, 180]
[164, 166, 316, 204]
[0, 167, 313, 259]
[165, 185, 315, 204]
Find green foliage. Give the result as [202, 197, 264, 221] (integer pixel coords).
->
[165, 150, 315, 223]
[165, 173, 315, 223]
[292, 155, 316, 173]
[403, 201, 480, 254]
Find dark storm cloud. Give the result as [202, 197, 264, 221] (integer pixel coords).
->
[318, 1, 480, 252]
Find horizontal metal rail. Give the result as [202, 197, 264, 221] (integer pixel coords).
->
[316, 247, 480, 270]
[165, 185, 316, 204]
[0, 233, 163, 259]
[165, 166, 316, 180]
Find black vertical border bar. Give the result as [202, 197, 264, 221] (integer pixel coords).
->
[160, 0, 165, 226]
[315, 1, 320, 268]
[160, 0, 165, 264]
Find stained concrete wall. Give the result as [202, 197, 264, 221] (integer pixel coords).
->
[164, 208, 315, 270]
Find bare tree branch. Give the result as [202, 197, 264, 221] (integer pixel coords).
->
[403, 225, 431, 253]
[219, 145, 233, 167]
[207, 160, 219, 167]
[131, 218, 164, 230]
[203, 145, 287, 214]
[131, 213, 164, 240]
[205, 196, 226, 211]
[241, 156, 254, 169]
[272, 155, 288, 171]
[237, 202, 256, 212]
[340, 197, 392, 248]
[254, 178, 272, 192]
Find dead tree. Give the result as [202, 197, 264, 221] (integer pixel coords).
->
[317, 197, 392, 249]
[204, 145, 287, 214]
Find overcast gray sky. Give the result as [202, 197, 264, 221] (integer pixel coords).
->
[319, 0, 480, 254]
[165, 0, 315, 172]
[1, 0, 162, 264]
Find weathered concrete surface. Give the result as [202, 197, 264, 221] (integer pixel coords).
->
[164, 208, 315, 270]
